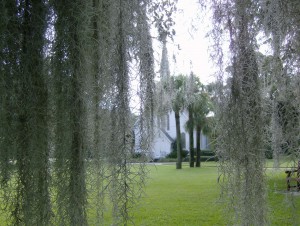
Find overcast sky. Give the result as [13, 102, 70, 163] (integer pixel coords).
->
[153, 0, 215, 85]
[130, 1, 215, 112]
[166, 0, 272, 85]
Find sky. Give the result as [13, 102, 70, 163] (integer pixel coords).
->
[159, 0, 271, 85]
[130, 0, 215, 112]
[153, 0, 215, 85]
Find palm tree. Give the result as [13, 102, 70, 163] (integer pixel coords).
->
[193, 85, 211, 167]
[170, 74, 186, 169]
[185, 73, 197, 167]
[187, 104, 195, 167]
[185, 74, 212, 168]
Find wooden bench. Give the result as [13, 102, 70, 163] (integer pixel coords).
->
[285, 160, 300, 191]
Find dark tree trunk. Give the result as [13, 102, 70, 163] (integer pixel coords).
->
[196, 125, 201, 167]
[188, 106, 195, 167]
[175, 110, 182, 169]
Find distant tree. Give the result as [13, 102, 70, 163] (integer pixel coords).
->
[185, 73, 196, 167]
[170, 74, 187, 169]
[185, 73, 212, 167]
[194, 89, 212, 167]
[187, 103, 195, 167]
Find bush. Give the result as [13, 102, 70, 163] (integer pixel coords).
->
[183, 155, 218, 162]
[166, 148, 188, 159]
[201, 149, 215, 157]
[157, 158, 177, 163]
[183, 149, 218, 162]
[132, 152, 143, 158]
[265, 150, 273, 159]
[201, 156, 218, 162]
[168, 139, 189, 158]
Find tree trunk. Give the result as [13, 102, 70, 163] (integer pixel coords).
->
[196, 125, 201, 167]
[175, 110, 182, 169]
[188, 106, 195, 167]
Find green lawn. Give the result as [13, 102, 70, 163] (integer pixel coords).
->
[129, 162, 300, 226]
[1, 161, 300, 225]
[132, 163, 223, 226]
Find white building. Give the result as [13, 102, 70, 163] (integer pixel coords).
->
[135, 110, 210, 159]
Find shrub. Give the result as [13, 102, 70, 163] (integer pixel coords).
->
[168, 139, 189, 158]
[265, 150, 273, 159]
[157, 158, 177, 162]
[166, 147, 188, 159]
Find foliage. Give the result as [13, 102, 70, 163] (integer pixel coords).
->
[169, 74, 187, 112]
[186, 74, 213, 168]
[209, 0, 300, 225]
[167, 139, 188, 159]
[0, 0, 162, 225]
[211, 1, 267, 225]
[170, 74, 187, 169]
[150, 0, 178, 42]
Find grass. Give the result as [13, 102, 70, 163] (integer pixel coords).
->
[132, 162, 223, 226]
[1, 161, 300, 225]
[129, 161, 300, 226]
[266, 168, 300, 225]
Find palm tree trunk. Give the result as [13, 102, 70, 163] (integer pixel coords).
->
[188, 106, 195, 167]
[175, 110, 182, 169]
[196, 125, 201, 167]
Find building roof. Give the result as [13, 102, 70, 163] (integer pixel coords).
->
[161, 129, 175, 143]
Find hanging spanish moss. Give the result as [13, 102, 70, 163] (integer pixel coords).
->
[261, 0, 289, 168]
[209, 0, 300, 224]
[85, 0, 111, 224]
[0, 0, 156, 225]
[264, 0, 300, 163]
[261, 2, 300, 223]
[136, 0, 155, 157]
[108, 0, 133, 224]
[51, 1, 90, 224]
[212, 0, 267, 225]
[2, 1, 51, 225]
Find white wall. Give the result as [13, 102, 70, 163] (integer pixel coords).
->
[135, 110, 211, 159]
[150, 129, 172, 158]
[163, 110, 209, 151]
